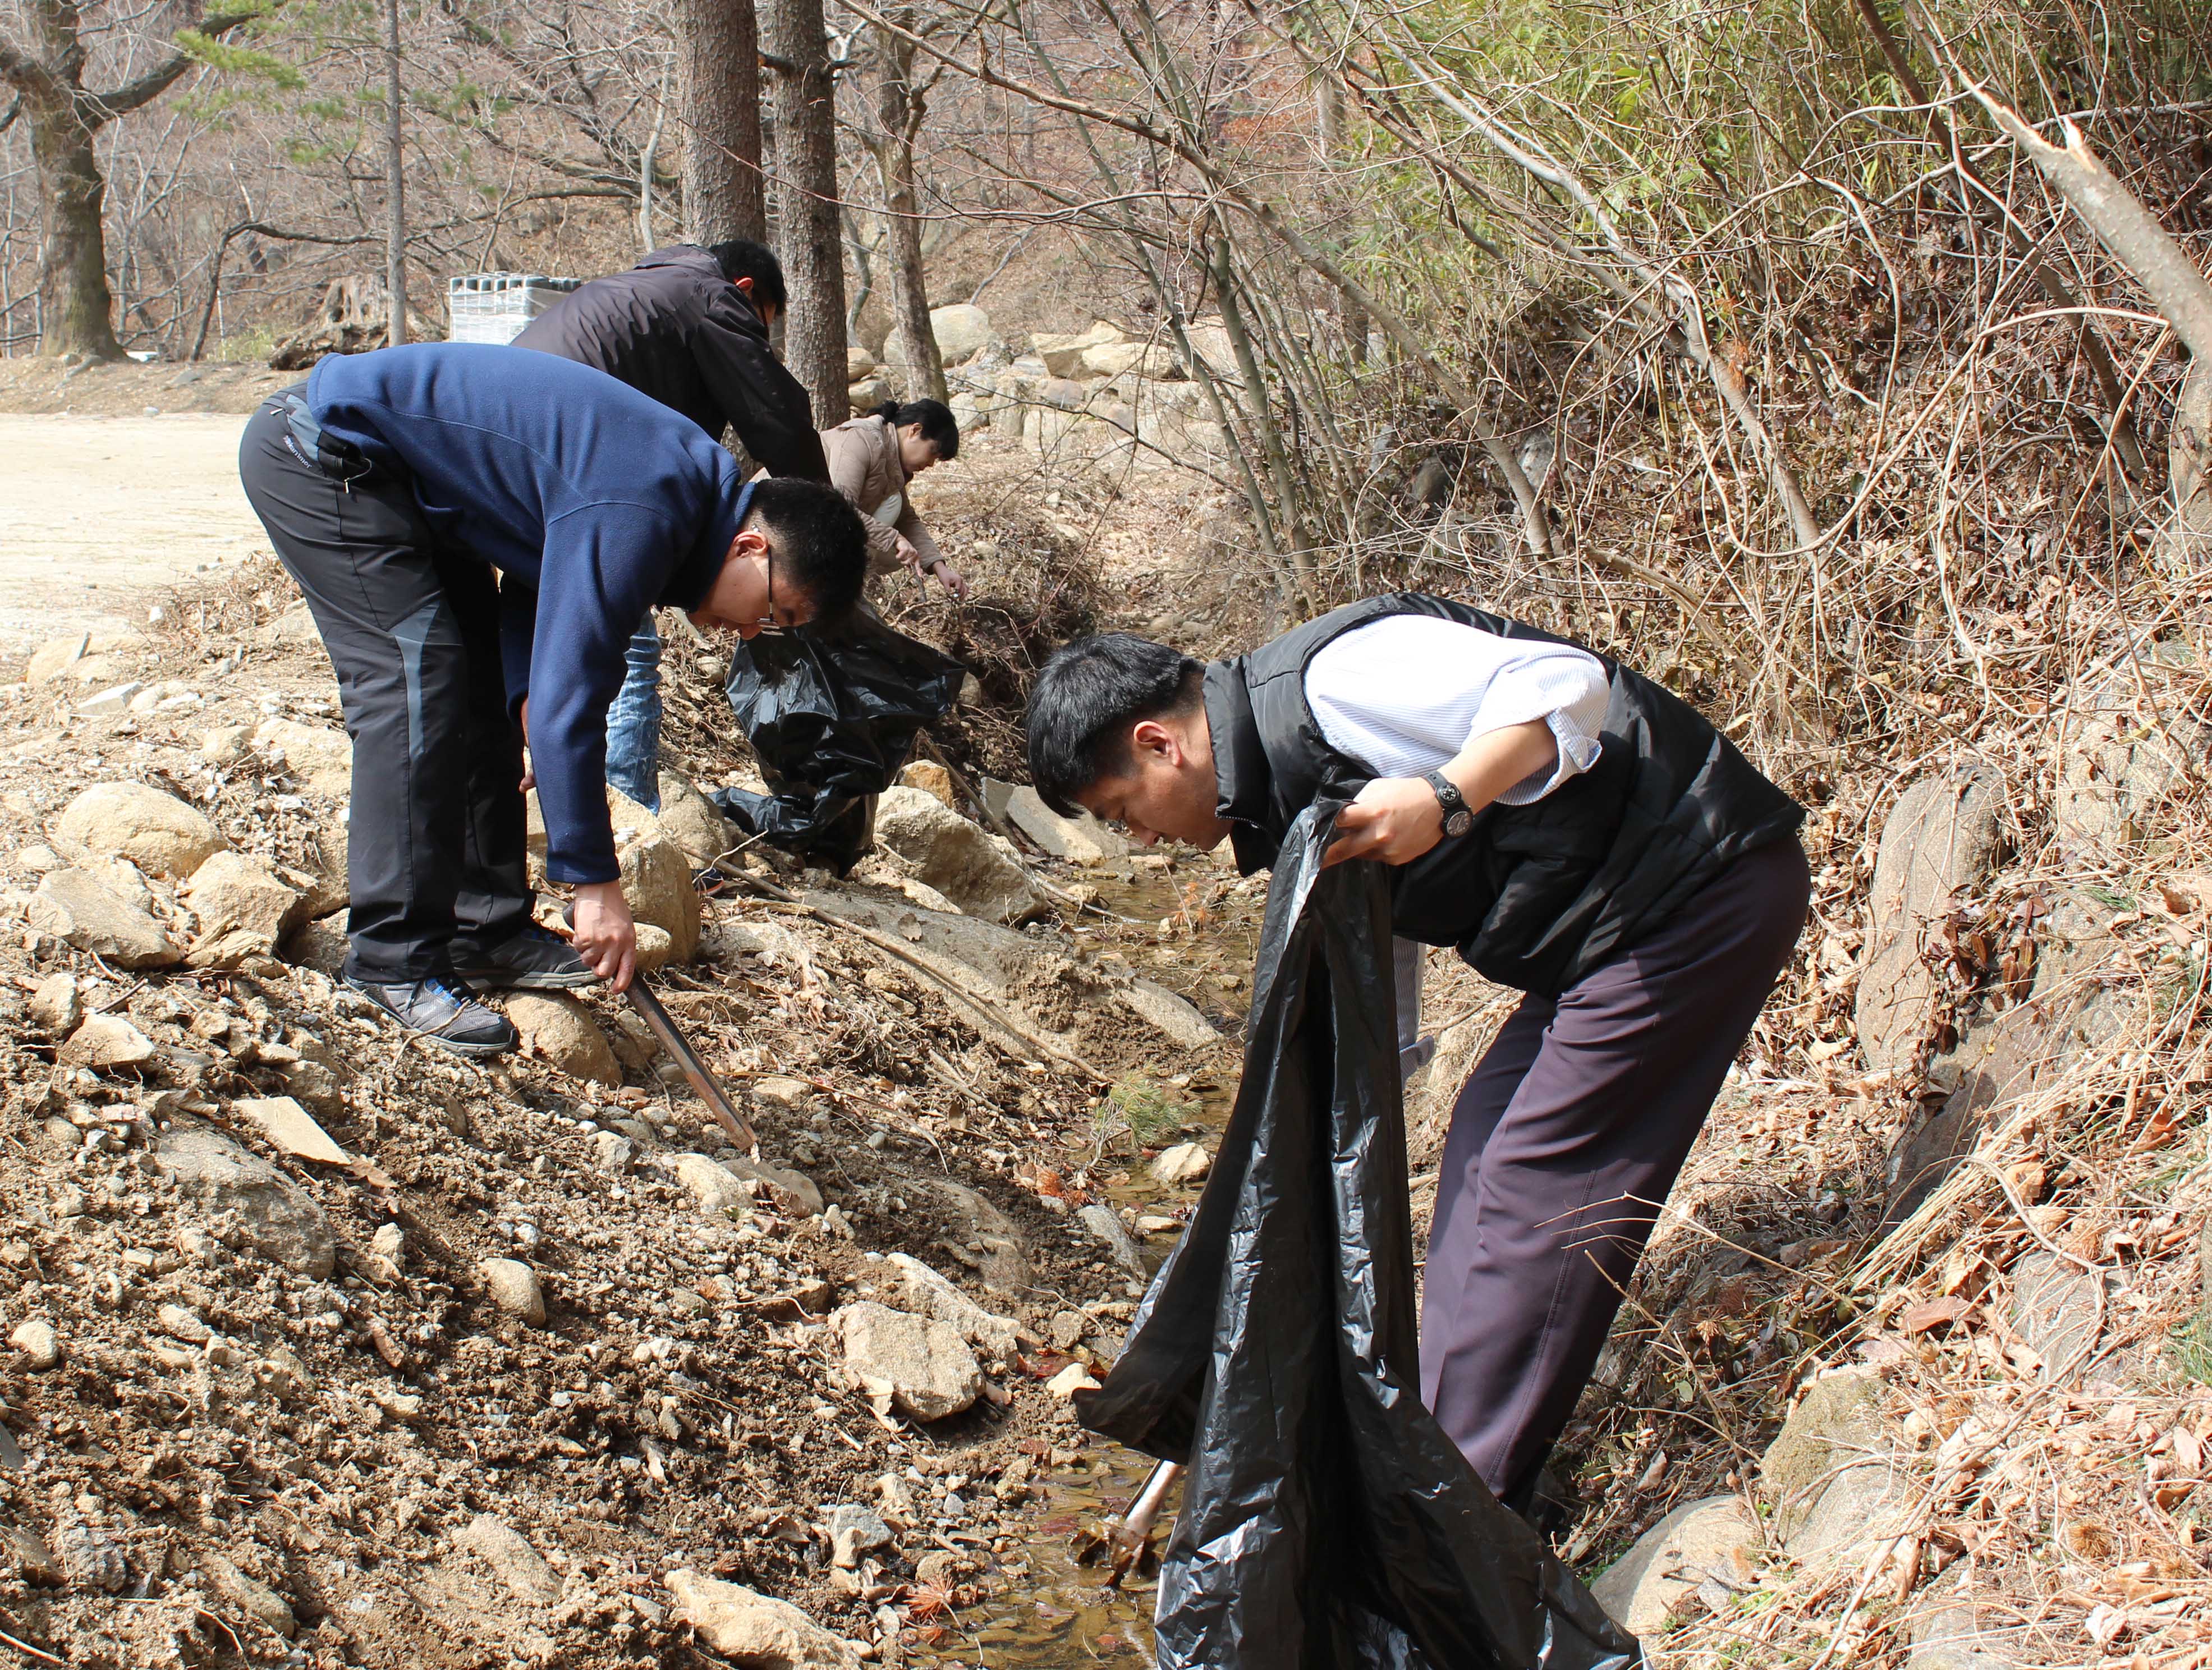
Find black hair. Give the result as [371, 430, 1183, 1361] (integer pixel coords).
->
[744, 477, 869, 623]
[707, 238, 788, 313]
[1026, 634, 1205, 816]
[873, 397, 960, 462]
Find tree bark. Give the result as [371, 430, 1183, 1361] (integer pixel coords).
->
[383, 0, 407, 346]
[676, 0, 765, 243]
[2, 0, 262, 357]
[767, 0, 849, 423]
[865, 17, 942, 400]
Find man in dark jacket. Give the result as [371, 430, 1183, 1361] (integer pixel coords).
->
[515, 240, 830, 810]
[237, 342, 868, 1056]
[1025, 596, 1810, 1518]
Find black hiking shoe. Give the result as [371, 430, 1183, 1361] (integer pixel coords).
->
[451, 924, 598, 991]
[343, 972, 518, 1057]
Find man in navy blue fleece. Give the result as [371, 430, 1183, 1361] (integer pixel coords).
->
[237, 342, 868, 1056]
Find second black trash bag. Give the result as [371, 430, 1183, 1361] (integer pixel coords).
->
[1076, 805, 1640, 1670]
[712, 613, 965, 873]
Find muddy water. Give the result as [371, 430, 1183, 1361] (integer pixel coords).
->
[912, 854, 1260, 1668]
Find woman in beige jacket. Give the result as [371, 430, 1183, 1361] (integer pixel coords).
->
[823, 399, 969, 598]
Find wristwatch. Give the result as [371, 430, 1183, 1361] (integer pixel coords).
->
[1424, 770, 1474, 838]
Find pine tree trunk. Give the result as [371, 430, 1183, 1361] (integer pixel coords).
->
[27, 88, 123, 360]
[767, 0, 849, 424]
[870, 24, 943, 401]
[677, 0, 765, 243]
[383, 0, 407, 346]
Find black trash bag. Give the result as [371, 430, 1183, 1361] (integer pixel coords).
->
[712, 613, 963, 873]
[1076, 804, 1641, 1670]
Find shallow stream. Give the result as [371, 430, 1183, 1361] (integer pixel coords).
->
[912, 851, 1260, 1668]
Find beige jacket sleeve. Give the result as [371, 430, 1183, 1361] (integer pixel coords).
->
[822, 415, 941, 581]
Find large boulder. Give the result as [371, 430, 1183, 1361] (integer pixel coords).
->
[1590, 1495, 1761, 1636]
[155, 1127, 335, 1277]
[184, 851, 304, 967]
[832, 1301, 982, 1421]
[928, 303, 994, 364]
[655, 770, 733, 865]
[2051, 649, 2206, 858]
[27, 868, 182, 966]
[54, 782, 226, 879]
[507, 992, 621, 1086]
[1029, 321, 1124, 378]
[1760, 1369, 1914, 1564]
[872, 787, 1049, 926]
[885, 1252, 1020, 1359]
[802, 886, 1215, 1064]
[1080, 340, 1180, 380]
[619, 832, 699, 962]
[1855, 770, 2005, 1076]
[983, 778, 1127, 866]
[665, 1571, 859, 1667]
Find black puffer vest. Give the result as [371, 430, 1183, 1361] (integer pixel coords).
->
[1204, 594, 1803, 997]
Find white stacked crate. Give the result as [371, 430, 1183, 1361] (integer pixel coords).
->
[446, 273, 580, 345]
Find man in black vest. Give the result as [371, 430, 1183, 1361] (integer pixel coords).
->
[1025, 594, 1809, 1516]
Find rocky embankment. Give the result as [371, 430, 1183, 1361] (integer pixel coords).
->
[0, 600, 1246, 1668]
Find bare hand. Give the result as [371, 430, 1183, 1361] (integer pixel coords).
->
[570, 879, 637, 992]
[517, 695, 536, 794]
[929, 560, 970, 600]
[1321, 776, 1445, 868]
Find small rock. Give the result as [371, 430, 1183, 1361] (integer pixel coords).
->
[80, 680, 143, 713]
[27, 868, 181, 966]
[886, 1252, 1020, 1357]
[157, 1128, 336, 1276]
[832, 1301, 983, 1421]
[750, 1074, 814, 1109]
[183, 851, 303, 967]
[54, 780, 227, 878]
[57, 1012, 156, 1070]
[235, 1095, 351, 1164]
[1149, 1141, 1211, 1186]
[1049, 1310, 1089, 1352]
[1045, 1362, 1101, 1399]
[674, 1151, 750, 1216]
[666, 1570, 860, 1667]
[250, 718, 353, 792]
[722, 1153, 825, 1217]
[1077, 1203, 1146, 1275]
[454, 1512, 560, 1604]
[591, 1130, 635, 1173]
[9, 1319, 59, 1370]
[1761, 1369, 1913, 1563]
[26, 973, 81, 1036]
[896, 761, 958, 808]
[16, 843, 61, 874]
[632, 921, 677, 974]
[280, 916, 348, 974]
[157, 1302, 209, 1343]
[199, 723, 250, 765]
[369, 1222, 406, 1276]
[478, 1258, 546, 1325]
[827, 1504, 894, 1568]
[204, 1552, 296, 1637]
[55, 1521, 130, 1592]
[506, 992, 621, 1086]
[3, 1524, 61, 1585]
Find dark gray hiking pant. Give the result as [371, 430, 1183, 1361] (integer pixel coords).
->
[237, 393, 534, 982]
[1421, 839, 1811, 1507]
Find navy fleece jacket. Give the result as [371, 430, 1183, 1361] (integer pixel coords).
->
[307, 342, 748, 886]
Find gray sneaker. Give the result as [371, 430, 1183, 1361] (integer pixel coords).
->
[344, 972, 517, 1056]
[451, 924, 599, 990]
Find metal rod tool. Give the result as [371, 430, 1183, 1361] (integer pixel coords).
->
[624, 979, 757, 1153]
[1105, 1460, 1181, 1588]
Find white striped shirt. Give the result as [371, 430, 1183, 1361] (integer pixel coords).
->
[1304, 615, 1608, 805]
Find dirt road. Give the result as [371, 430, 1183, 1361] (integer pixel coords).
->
[0, 413, 267, 653]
